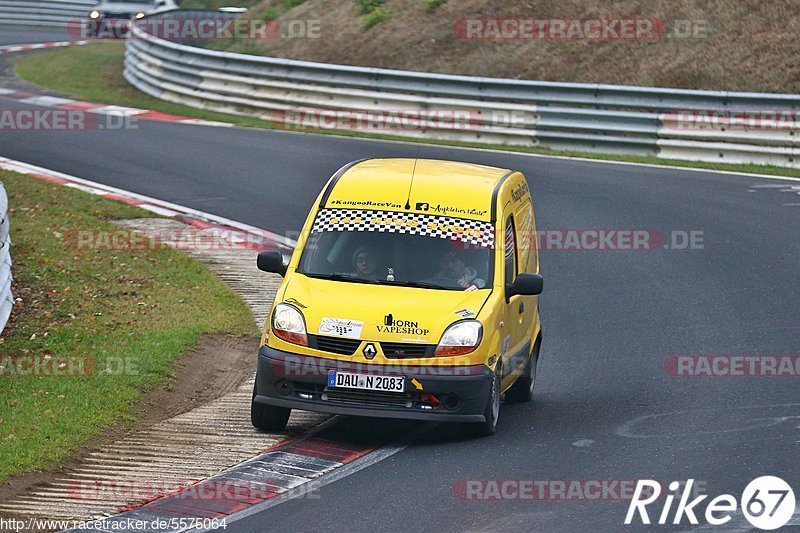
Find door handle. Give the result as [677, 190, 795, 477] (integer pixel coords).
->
[518, 302, 525, 314]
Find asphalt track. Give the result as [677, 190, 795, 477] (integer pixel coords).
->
[0, 27, 73, 46]
[0, 32, 798, 532]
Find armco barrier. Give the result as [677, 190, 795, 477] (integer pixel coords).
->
[0, 180, 12, 335]
[0, 0, 97, 28]
[94, 10, 800, 167]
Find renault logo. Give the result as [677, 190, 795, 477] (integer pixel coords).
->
[363, 343, 377, 360]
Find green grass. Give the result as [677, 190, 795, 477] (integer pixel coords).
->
[0, 171, 255, 481]
[13, 42, 800, 180]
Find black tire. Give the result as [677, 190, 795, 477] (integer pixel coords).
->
[251, 383, 291, 431]
[505, 335, 541, 403]
[462, 368, 501, 437]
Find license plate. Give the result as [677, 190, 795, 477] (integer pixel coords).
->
[327, 370, 405, 393]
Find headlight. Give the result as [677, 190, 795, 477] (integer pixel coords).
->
[89, 10, 101, 19]
[135, 12, 145, 19]
[272, 303, 308, 346]
[435, 320, 482, 356]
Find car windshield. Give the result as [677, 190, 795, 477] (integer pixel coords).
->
[298, 209, 495, 291]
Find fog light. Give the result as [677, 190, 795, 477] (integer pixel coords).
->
[276, 380, 293, 396]
[443, 394, 461, 411]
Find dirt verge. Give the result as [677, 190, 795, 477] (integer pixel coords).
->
[0, 333, 259, 505]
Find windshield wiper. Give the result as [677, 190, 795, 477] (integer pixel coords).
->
[379, 280, 453, 290]
[301, 272, 377, 284]
[302, 273, 455, 290]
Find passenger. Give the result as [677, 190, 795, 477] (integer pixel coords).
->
[437, 250, 485, 289]
[351, 245, 378, 279]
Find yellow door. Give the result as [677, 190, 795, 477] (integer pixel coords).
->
[499, 210, 529, 390]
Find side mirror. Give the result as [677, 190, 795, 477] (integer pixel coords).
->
[257, 250, 287, 276]
[508, 273, 543, 297]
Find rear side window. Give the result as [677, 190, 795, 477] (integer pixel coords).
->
[515, 201, 534, 274]
[504, 215, 516, 287]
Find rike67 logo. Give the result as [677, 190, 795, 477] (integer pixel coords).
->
[625, 477, 795, 530]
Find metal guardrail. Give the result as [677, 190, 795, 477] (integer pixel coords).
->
[0, 0, 97, 28]
[0, 181, 12, 335]
[125, 10, 800, 167]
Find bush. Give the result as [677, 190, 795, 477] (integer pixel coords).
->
[423, 0, 446, 12]
[355, 0, 385, 15]
[260, 7, 279, 20]
[361, 6, 388, 29]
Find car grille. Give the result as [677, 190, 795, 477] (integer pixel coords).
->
[380, 342, 435, 358]
[103, 11, 134, 19]
[309, 335, 360, 355]
[322, 389, 412, 409]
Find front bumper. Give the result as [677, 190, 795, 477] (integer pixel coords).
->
[254, 345, 492, 422]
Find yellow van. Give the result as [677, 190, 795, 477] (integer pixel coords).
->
[252, 159, 543, 436]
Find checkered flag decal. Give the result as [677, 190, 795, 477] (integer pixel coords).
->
[311, 209, 495, 249]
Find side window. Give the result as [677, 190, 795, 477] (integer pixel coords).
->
[516, 201, 533, 273]
[504, 215, 516, 288]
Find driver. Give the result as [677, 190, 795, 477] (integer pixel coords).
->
[436, 250, 485, 289]
[351, 245, 379, 279]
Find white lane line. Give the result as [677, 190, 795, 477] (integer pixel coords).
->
[18, 95, 75, 106]
[90, 105, 149, 117]
[0, 40, 88, 54]
[177, 119, 234, 127]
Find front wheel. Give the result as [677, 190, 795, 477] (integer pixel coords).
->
[462, 369, 501, 437]
[251, 383, 291, 431]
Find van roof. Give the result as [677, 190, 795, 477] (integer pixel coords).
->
[322, 158, 514, 222]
